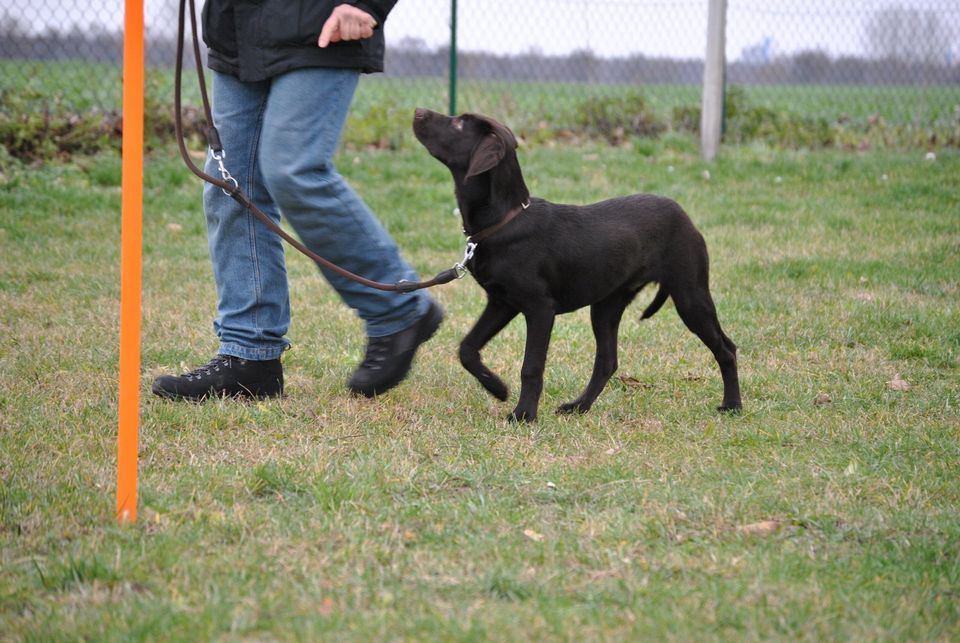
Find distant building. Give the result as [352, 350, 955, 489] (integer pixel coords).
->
[740, 36, 774, 65]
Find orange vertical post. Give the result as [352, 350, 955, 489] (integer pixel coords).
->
[117, 0, 145, 524]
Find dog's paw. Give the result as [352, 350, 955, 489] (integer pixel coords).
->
[717, 402, 742, 414]
[557, 400, 590, 415]
[481, 376, 509, 401]
[507, 408, 536, 423]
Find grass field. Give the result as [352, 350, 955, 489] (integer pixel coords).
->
[1, 134, 959, 639]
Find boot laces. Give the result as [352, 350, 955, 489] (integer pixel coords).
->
[183, 355, 232, 381]
[359, 337, 392, 370]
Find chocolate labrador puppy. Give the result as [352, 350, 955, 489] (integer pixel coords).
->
[413, 108, 741, 422]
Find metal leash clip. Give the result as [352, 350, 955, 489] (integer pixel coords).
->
[211, 149, 239, 196]
[454, 241, 477, 279]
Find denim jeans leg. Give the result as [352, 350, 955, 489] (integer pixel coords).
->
[204, 72, 291, 360]
[257, 68, 432, 338]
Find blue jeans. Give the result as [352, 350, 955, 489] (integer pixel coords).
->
[203, 68, 431, 361]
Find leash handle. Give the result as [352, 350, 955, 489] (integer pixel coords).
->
[174, 0, 454, 294]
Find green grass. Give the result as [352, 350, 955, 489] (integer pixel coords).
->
[1, 137, 959, 640]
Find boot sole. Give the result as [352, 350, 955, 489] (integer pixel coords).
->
[151, 381, 284, 402]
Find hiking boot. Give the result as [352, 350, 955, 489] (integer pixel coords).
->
[152, 354, 284, 401]
[348, 302, 444, 398]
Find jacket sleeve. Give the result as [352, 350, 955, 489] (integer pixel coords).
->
[348, 1, 398, 27]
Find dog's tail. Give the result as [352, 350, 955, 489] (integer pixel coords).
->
[640, 286, 669, 320]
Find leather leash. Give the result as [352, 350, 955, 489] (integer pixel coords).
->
[174, 0, 458, 293]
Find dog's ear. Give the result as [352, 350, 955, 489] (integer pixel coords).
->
[465, 132, 506, 180]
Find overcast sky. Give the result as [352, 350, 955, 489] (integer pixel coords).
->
[4, 0, 958, 60]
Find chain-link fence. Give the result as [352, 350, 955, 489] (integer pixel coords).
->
[2, 0, 959, 151]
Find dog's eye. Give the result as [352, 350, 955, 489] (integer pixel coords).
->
[452, 118, 464, 131]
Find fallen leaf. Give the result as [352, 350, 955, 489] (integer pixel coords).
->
[738, 520, 781, 536]
[166, 223, 183, 233]
[887, 374, 911, 392]
[814, 392, 832, 406]
[318, 596, 334, 616]
[523, 528, 545, 542]
[618, 375, 652, 389]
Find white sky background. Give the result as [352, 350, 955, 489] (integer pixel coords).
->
[4, 0, 958, 61]
[386, 0, 960, 60]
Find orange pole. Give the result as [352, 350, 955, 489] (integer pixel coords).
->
[117, 0, 144, 524]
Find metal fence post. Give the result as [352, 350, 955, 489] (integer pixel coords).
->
[701, 0, 726, 161]
[448, 0, 458, 115]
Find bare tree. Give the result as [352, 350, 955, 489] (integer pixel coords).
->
[0, 16, 28, 38]
[864, 5, 950, 64]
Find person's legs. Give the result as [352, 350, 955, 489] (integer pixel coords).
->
[152, 71, 288, 400]
[257, 67, 432, 338]
[205, 72, 291, 360]
[155, 67, 440, 400]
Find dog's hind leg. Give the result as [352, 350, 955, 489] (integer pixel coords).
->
[459, 299, 519, 401]
[672, 289, 742, 412]
[558, 289, 637, 415]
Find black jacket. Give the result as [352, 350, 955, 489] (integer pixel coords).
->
[202, 1, 398, 82]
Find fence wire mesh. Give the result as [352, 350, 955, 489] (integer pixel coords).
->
[1, 0, 959, 150]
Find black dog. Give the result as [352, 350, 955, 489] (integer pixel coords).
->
[413, 108, 741, 421]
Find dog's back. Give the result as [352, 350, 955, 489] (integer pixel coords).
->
[487, 194, 707, 315]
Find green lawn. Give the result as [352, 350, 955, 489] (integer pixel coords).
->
[1, 136, 959, 640]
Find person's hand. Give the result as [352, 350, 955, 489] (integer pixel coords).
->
[318, 5, 378, 48]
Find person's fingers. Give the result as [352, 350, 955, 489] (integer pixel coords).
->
[347, 16, 375, 40]
[344, 19, 360, 41]
[318, 17, 339, 47]
[318, 7, 377, 48]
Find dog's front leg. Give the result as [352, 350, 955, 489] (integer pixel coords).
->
[559, 289, 633, 415]
[511, 309, 555, 423]
[460, 299, 519, 401]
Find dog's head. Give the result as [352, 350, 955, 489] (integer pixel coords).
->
[413, 108, 529, 219]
